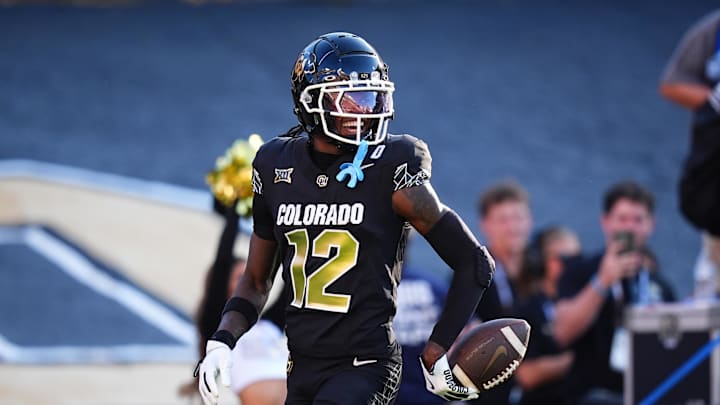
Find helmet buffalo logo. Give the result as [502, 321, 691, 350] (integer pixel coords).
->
[292, 53, 317, 82]
[292, 55, 304, 81]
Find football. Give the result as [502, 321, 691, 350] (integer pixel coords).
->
[448, 318, 530, 392]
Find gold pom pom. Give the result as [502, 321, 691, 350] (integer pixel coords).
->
[206, 134, 264, 217]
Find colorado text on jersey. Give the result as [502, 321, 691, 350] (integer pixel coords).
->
[276, 203, 365, 226]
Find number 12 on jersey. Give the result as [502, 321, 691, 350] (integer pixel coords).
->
[284, 229, 359, 313]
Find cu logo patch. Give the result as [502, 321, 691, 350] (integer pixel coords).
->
[316, 174, 328, 188]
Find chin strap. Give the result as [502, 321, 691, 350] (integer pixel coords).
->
[336, 140, 368, 188]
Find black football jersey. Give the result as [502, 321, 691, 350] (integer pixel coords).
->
[251, 133, 432, 358]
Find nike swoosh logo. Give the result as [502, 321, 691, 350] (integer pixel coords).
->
[360, 163, 375, 170]
[353, 357, 378, 367]
[481, 345, 508, 377]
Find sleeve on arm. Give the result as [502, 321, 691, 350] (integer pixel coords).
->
[252, 194, 274, 240]
[424, 211, 493, 350]
[392, 137, 432, 191]
[412, 138, 432, 178]
[661, 13, 720, 85]
[474, 284, 503, 321]
[250, 160, 275, 240]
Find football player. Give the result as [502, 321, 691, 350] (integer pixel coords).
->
[197, 32, 495, 405]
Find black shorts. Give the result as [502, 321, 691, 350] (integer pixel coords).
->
[286, 351, 402, 405]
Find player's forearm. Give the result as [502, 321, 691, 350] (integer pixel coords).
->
[214, 233, 279, 344]
[217, 309, 253, 342]
[553, 284, 605, 347]
[424, 210, 494, 350]
[514, 351, 573, 390]
[429, 263, 487, 350]
[393, 184, 494, 350]
[216, 265, 275, 342]
[214, 292, 268, 347]
[659, 82, 711, 110]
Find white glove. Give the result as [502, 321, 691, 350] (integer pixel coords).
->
[198, 340, 232, 405]
[419, 354, 479, 401]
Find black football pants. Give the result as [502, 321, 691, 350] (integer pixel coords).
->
[285, 351, 402, 405]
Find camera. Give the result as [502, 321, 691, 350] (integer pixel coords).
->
[614, 231, 635, 255]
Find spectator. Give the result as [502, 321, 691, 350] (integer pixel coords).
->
[475, 180, 533, 321]
[514, 226, 580, 405]
[659, 9, 720, 296]
[553, 181, 675, 405]
[471, 180, 533, 405]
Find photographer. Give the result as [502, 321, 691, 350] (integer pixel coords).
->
[552, 181, 675, 405]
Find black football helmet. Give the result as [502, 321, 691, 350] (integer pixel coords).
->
[291, 32, 395, 146]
